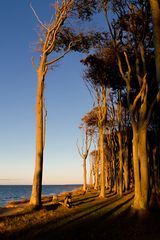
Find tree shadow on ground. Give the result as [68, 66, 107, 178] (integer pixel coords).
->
[40, 207, 160, 240]
[1, 193, 160, 240]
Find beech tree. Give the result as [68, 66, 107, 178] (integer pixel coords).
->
[82, 52, 110, 198]
[77, 123, 94, 191]
[112, 0, 158, 209]
[30, 0, 75, 208]
[80, 0, 160, 209]
[89, 149, 99, 189]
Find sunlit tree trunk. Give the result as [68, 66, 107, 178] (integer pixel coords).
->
[139, 125, 149, 208]
[123, 151, 129, 191]
[98, 85, 107, 198]
[112, 132, 117, 193]
[77, 126, 93, 192]
[117, 93, 123, 196]
[94, 152, 99, 190]
[30, 0, 74, 208]
[105, 151, 108, 190]
[83, 156, 87, 191]
[118, 131, 123, 196]
[132, 122, 142, 208]
[118, 50, 152, 209]
[99, 126, 105, 198]
[132, 120, 149, 209]
[89, 158, 93, 186]
[30, 56, 46, 207]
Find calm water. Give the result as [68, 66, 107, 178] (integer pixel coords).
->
[0, 185, 81, 207]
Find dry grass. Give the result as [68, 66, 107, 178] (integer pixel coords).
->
[0, 190, 160, 240]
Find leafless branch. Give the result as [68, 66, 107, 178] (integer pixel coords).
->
[31, 56, 38, 71]
[76, 140, 84, 158]
[46, 42, 73, 66]
[30, 3, 48, 31]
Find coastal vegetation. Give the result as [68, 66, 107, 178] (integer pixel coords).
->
[29, 0, 160, 210]
[1, 0, 160, 239]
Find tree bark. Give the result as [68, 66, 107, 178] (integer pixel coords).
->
[138, 125, 149, 209]
[123, 154, 129, 191]
[29, 0, 74, 208]
[30, 56, 46, 207]
[118, 131, 123, 196]
[30, 74, 44, 207]
[83, 156, 87, 191]
[132, 122, 142, 209]
[99, 126, 105, 198]
[94, 153, 99, 190]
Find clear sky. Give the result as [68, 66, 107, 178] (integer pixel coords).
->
[0, 1, 105, 185]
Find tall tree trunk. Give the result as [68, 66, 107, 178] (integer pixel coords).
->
[29, 0, 74, 208]
[123, 154, 129, 191]
[89, 159, 93, 187]
[94, 154, 99, 190]
[112, 135, 117, 193]
[132, 121, 149, 209]
[118, 131, 123, 196]
[117, 90, 123, 196]
[150, 0, 160, 88]
[105, 156, 108, 190]
[83, 157, 87, 191]
[30, 73, 44, 207]
[132, 122, 142, 209]
[139, 125, 149, 208]
[99, 126, 105, 197]
[30, 56, 46, 208]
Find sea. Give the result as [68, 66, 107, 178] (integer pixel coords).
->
[0, 185, 81, 207]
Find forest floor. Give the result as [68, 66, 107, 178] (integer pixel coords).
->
[0, 189, 160, 240]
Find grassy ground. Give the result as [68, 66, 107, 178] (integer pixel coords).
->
[0, 189, 160, 240]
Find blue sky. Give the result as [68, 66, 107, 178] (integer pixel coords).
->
[0, 1, 105, 185]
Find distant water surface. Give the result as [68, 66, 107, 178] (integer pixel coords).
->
[0, 185, 81, 207]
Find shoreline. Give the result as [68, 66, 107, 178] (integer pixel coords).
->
[0, 184, 82, 208]
[0, 186, 84, 218]
[1, 190, 160, 240]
